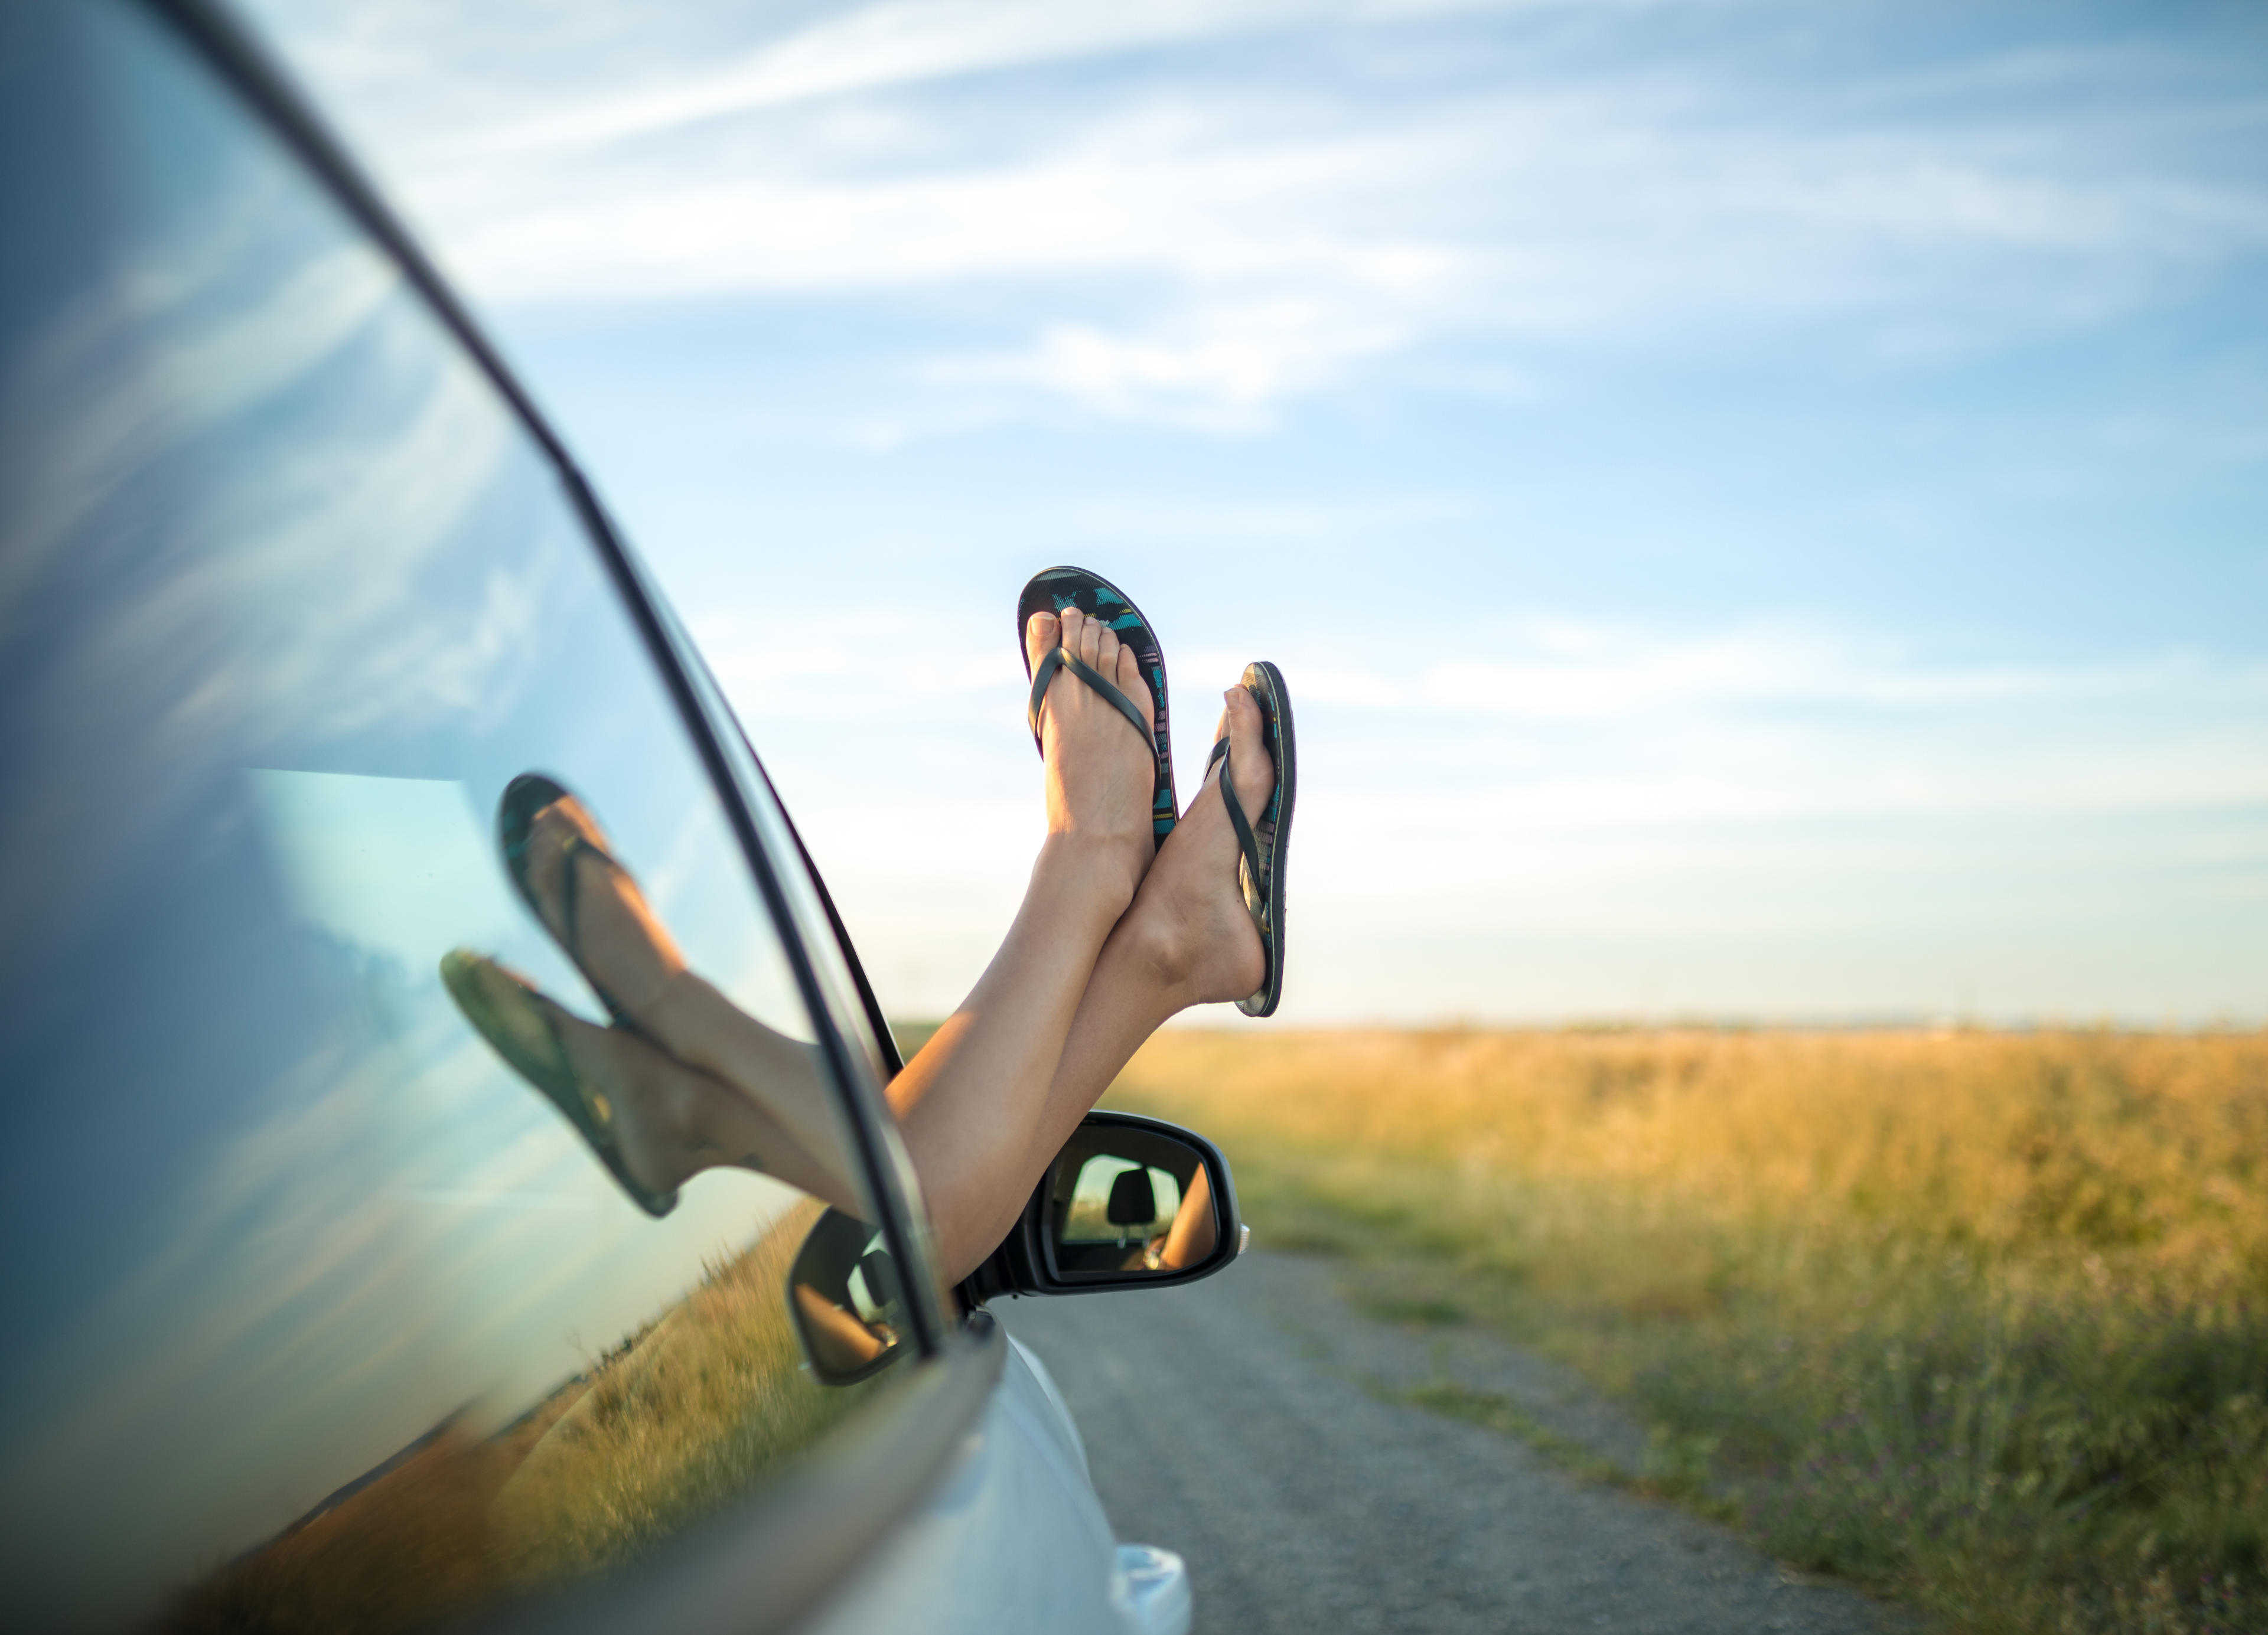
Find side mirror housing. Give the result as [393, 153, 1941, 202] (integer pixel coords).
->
[958, 1111, 1246, 1304]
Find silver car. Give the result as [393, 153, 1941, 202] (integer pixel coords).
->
[0, 2, 1243, 1629]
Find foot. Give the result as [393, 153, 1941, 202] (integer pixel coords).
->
[543, 994, 858, 1211]
[545, 1004, 742, 1197]
[519, 792, 689, 1021]
[1025, 604, 1160, 904]
[449, 951, 741, 1198]
[1120, 683, 1275, 1006]
[517, 794, 844, 1169]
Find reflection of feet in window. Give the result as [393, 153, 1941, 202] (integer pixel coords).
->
[439, 951, 855, 1214]
[497, 775, 841, 1170]
[499, 774, 689, 1030]
[441, 949, 683, 1216]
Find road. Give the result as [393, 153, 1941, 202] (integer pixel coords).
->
[996, 1250, 1892, 1635]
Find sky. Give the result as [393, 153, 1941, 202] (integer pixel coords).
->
[236, 0, 2268, 1026]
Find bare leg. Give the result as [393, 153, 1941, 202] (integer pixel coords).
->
[512, 600, 1154, 1265]
[542, 1004, 861, 1209]
[888, 605, 1161, 1278]
[1157, 1164, 1217, 1270]
[928, 684, 1277, 1278]
[509, 619, 1258, 1286]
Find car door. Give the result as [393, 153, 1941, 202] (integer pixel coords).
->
[0, 1, 1128, 1629]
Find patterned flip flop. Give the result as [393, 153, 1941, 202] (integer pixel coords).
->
[1017, 566, 1178, 850]
[1205, 661, 1296, 1018]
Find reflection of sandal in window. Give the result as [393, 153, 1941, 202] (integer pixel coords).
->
[438, 948, 680, 1218]
[496, 772, 658, 1039]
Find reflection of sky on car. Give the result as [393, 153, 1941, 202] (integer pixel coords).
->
[0, 4, 850, 1623]
[250, 769, 812, 1040]
[250, 773, 521, 977]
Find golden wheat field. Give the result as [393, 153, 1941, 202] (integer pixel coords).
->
[1101, 1027, 2268, 1635]
[168, 1199, 882, 1633]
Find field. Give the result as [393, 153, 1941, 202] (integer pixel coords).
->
[1099, 1027, 2268, 1635]
[169, 1199, 879, 1632]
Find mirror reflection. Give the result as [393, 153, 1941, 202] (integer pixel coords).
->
[442, 774, 865, 1220]
[1046, 1127, 1222, 1277]
[788, 1212, 910, 1385]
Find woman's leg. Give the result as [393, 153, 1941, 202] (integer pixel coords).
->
[884, 605, 1162, 1278]
[934, 684, 1278, 1273]
[504, 610, 1257, 1284]
[511, 602, 1151, 1267]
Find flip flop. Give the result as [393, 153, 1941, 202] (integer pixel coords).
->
[496, 772, 651, 1039]
[439, 949, 680, 1218]
[1018, 566, 1178, 850]
[1205, 661, 1296, 1018]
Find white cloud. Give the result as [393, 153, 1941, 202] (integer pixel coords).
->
[437, 0, 1498, 156]
[242, 0, 2268, 423]
[221, 0, 2268, 1022]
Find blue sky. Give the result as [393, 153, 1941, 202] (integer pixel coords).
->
[241, 0, 2268, 1024]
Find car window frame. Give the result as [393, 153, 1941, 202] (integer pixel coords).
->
[125, 2, 1002, 1627]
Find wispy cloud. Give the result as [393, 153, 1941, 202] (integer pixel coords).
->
[440, 0, 1529, 156]
[246, 0, 2268, 424]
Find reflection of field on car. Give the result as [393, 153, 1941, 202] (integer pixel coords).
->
[1100, 1027, 2268, 1635]
[171, 1200, 874, 1632]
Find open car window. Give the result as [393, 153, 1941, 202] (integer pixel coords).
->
[0, 1, 926, 1627]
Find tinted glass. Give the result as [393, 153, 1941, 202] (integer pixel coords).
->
[0, 2, 910, 1627]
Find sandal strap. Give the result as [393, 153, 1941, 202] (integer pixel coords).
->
[556, 834, 641, 1034]
[1208, 735, 1267, 922]
[1028, 645, 1153, 748]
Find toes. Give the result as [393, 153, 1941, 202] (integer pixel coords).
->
[1074, 605, 1106, 672]
[1091, 619, 1123, 694]
[535, 794, 607, 856]
[1026, 609, 1060, 674]
[1221, 685, 1275, 814]
[1057, 608, 1090, 680]
[1115, 638, 1152, 736]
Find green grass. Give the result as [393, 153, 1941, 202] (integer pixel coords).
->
[1100, 1027, 2268, 1635]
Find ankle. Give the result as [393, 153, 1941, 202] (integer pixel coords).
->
[1121, 888, 1201, 997]
[1032, 832, 1145, 919]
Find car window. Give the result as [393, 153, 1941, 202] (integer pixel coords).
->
[0, 2, 916, 1628]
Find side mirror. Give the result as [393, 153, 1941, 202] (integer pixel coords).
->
[787, 1209, 911, 1386]
[959, 1111, 1246, 1304]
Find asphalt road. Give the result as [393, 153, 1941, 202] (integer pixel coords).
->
[996, 1250, 1892, 1635]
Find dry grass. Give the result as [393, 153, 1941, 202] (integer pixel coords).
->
[168, 1199, 884, 1632]
[1103, 1027, 2268, 1635]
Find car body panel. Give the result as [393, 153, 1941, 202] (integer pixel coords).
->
[801, 1336, 1141, 1635]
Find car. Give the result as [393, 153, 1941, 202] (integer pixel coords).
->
[0, 1, 1243, 1630]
